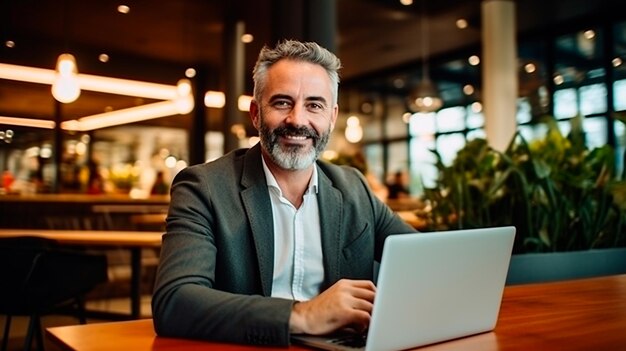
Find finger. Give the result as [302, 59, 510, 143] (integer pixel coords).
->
[351, 287, 376, 302]
[348, 279, 377, 291]
[349, 296, 374, 313]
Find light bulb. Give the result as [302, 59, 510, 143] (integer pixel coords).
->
[238, 95, 253, 112]
[204, 91, 225, 108]
[176, 78, 192, 97]
[407, 78, 443, 113]
[175, 79, 194, 114]
[51, 53, 81, 103]
[345, 116, 363, 143]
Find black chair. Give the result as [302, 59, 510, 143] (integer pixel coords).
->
[0, 236, 108, 351]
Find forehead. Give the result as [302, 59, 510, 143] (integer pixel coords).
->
[264, 59, 333, 98]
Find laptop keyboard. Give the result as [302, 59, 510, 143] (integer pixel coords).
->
[328, 333, 367, 349]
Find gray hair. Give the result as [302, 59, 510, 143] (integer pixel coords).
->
[252, 39, 342, 105]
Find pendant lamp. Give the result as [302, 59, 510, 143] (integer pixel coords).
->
[407, 2, 442, 113]
[51, 53, 81, 103]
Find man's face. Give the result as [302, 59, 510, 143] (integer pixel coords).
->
[250, 59, 338, 171]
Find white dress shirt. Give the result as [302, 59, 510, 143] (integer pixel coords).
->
[262, 157, 324, 301]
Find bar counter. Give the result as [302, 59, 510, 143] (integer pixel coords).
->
[0, 194, 170, 230]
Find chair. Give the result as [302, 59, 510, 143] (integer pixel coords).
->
[0, 236, 108, 351]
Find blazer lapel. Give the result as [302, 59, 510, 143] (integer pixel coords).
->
[240, 144, 275, 296]
[317, 165, 343, 288]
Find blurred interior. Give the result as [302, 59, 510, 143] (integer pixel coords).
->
[2, 0, 624, 206]
[1, 1, 626, 345]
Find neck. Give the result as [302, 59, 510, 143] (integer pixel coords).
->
[263, 152, 314, 208]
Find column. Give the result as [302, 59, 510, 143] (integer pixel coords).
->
[222, 18, 246, 153]
[52, 101, 63, 193]
[271, 0, 336, 52]
[189, 68, 207, 165]
[481, 0, 517, 152]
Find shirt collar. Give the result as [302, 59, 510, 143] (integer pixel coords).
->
[261, 154, 319, 195]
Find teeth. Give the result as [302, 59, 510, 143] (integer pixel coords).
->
[285, 135, 307, 140]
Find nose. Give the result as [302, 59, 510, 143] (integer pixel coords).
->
[284, 104, 307, 126]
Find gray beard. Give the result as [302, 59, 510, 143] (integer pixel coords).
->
[258, 118, 330, 171]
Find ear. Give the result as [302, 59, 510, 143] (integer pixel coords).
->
[249, 99, 261, 129]
[329, 104, 339, 132]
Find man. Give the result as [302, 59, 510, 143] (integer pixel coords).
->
[152, 39, 416, 346]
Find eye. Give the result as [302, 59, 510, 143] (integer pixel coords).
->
[306, 101, 325, 112]
[271, 99, 292, 109]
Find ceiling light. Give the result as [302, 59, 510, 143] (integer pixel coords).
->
[0, 116, 55, 129]
[463, 84, 474, 95]
[0, 63, 187, 100]
[117, 5, 130, 14]
[241, 34, 254, 43]
[175, 79, 194, 114]
[60, 100, 186, 131]
[78, 74, 178, 99]
[0, 63, 224, 130]
[0, 63, 55, 84]
[99, 54, 110, 63]
[176, 78, 192, 96]
[408, 78, 443, 113]
[553, 75, 564, 85]
[185, 68, 196, 78]
[468, 55, 480, 66]
[5, 40, 15, 48]
[238, 95, 252, 112]
[583, 30, 595, 40]
[345, 116, 363, 143]
[204, 91, 225, 108]
[51, 53, 81, 103]
[613, 57, 623, 67]
[456, 19, 468, 29]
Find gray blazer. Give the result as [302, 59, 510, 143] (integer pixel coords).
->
[152, 143, 416, 346]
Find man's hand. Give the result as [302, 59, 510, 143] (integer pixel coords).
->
[289, 279, 376, 335]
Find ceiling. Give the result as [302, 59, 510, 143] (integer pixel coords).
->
[0, 0, 618, 136]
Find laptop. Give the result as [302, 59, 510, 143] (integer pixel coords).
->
[291, 226, 516, 351]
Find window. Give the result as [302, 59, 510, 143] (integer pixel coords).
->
[614, 80, 626, 111]
[554, 88, 578, 119]
[580, 84, 607, 116]
[583, 117, 608, 149]
[409, 136, 437, 193]
[354, 20, 626, 197]
[363, 144, 385, 183]
[435, 106, 465, 133]
[436, 133, 466, 167]
[516, 98, 533, 124]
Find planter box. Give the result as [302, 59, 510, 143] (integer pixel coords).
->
[506, 247, 626, 285]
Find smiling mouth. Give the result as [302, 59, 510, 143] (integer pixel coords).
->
[280, 135, 311, 148]
[283, 135, 308, 141]
[273, 125, 317, 146]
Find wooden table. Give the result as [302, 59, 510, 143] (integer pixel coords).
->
[46, 274, 626, 350]
[0, 229, 163, 319]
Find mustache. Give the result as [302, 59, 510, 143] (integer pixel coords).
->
[273, 125, 319, 139]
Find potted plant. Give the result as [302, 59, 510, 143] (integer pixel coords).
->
[418, 116, 626, 284]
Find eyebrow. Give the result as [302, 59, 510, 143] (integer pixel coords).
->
[268, 94, 328, 106]
[268, 94, 293, 103]
[306, 96, 328, 106]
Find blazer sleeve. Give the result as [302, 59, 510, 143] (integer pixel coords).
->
[151, 163, 294, 346]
